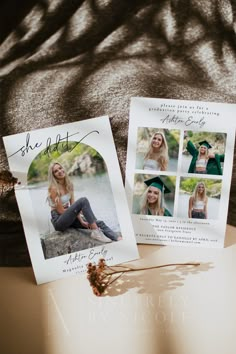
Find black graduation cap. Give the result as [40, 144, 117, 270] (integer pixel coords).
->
[144, 176, 171, 194]
[198, 140, 212, 149]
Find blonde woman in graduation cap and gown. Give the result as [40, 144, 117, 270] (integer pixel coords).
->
[184, 132, 224, 175]
[140, 176, 172, 216]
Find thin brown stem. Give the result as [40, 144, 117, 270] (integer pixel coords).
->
[106, 264, 133, 272]
[104, 262, 200, 276]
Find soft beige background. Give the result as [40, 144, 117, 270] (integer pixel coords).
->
[0, 225, 235, 354]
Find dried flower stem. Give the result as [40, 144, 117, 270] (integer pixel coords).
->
[105, 262, 200, 275]
[87, 259, 200, 296]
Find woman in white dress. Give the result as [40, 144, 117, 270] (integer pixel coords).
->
[143, 132, 169, 171]
[188, 181, 208, 219]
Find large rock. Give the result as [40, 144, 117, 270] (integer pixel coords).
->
[41, 228, 108, 260]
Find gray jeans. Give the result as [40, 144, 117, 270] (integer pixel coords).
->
[191, 210, 206, 219]
[51, 197, 118, 241]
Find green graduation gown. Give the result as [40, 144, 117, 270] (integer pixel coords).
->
[186, 140, 224, 175]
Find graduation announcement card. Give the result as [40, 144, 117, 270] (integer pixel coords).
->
[3, 117, 139, 284]
[125, 97, 236, 248]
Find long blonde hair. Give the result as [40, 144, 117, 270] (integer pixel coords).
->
[144, 132, 169, 170]
[140, 186, 164, 215]
[47, 162, 73, 205]
[197, 146, 209, 160]
[193, 182, 207, 201]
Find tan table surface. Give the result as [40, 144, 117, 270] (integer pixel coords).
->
[0, 224, 235, 354]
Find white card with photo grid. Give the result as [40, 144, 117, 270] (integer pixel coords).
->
[125, 97, 236, 248]
[3, 116, 139, 284]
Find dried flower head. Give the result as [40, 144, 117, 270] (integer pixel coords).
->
[87, 259, 111, 296]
